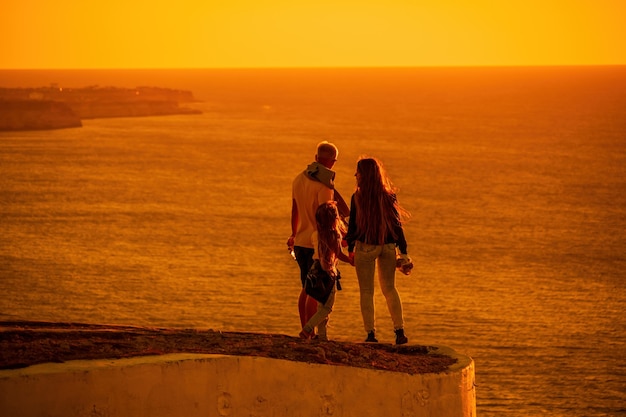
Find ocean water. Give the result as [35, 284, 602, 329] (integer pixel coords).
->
[1, 67, 625, 416]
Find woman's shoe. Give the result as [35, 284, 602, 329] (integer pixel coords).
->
[395, 328, 408, 345]
[365, 331, 378, 343]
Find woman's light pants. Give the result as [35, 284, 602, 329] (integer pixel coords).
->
[355, 241, 405, 333]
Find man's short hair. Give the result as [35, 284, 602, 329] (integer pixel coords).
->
[317, 141, 338, 160]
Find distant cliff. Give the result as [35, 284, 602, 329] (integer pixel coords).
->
[0, 100, 82, 131]
[0, 86, 202, 131]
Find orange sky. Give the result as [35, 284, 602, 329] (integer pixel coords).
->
[1, 0, 625, 69]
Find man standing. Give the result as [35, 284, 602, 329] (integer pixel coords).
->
[288, 141, 349, 335]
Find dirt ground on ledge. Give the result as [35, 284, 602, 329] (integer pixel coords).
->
[0, 321, 457, 374]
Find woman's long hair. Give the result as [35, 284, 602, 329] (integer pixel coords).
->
[354, 157, 409, 245]
[315, 201, 346, 277]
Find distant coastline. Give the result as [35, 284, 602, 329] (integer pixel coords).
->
[0, 85, 202, 132]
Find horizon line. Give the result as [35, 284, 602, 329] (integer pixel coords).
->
[1, 64, 625, 71]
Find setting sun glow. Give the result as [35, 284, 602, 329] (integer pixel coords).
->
[1, 0, 626, 68]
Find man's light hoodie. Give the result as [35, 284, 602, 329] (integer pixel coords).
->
[305, 161, 335, 189]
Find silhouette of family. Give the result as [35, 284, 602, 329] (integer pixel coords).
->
[287, 141, 413, 344]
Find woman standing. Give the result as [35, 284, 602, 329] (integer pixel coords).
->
[346, 156, 412, 345]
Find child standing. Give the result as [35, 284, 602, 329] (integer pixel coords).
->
[300, 200, 353, 341]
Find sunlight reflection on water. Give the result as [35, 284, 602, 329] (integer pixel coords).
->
[2, 67, 625, 416]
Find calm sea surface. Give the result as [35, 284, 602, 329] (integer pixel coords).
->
[1, 67, 625, 416]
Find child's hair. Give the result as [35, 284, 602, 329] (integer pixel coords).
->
[315, 200, 346, 276]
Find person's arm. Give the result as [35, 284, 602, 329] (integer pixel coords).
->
[395, 225, 408, 255]
[288, 198, 298, 248]
[345, 194, 357, 252]
[334, 189, 350, 219]
[391, 195, 408, 254]
[332, 236, 353, 266]
[337, 248, 353, 265]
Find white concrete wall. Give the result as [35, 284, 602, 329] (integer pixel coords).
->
[0, 349, 475, 417]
